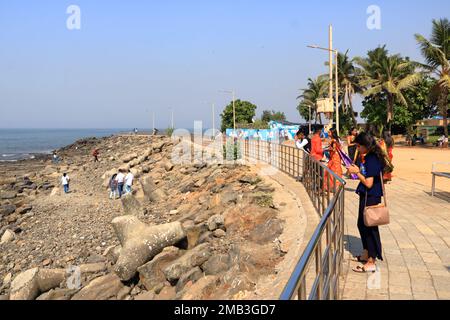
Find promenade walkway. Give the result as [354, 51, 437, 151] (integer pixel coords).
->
[341, 178, 450, 300]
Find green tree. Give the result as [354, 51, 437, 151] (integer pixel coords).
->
[261, 110, 286, 123]
[415, 18, 450, 138]
[355, 46, 422, 131]
[297, 75, 329, 124]
[220, 99, 257, 131]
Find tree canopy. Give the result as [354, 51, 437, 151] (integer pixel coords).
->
[220, 99, 257, 131]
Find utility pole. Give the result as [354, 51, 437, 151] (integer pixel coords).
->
[329, 25, 333, 128]
[335, 50, 340, 136]
[232, 91, 236, 131]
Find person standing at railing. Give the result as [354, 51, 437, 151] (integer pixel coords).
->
[347, 132, 389, 273]
[310, 126, 324, 161]
[323, 129, 343, 192]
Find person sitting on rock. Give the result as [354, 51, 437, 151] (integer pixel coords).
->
[125, 169, 134, 194]
[109, 173, 118, 199]
[61, 173, 70, 194]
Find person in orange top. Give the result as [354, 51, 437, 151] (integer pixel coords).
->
[310, 126, 324, 161]
[323, 129, 343, 192]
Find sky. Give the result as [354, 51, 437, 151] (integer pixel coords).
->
[0, 0, 449, 129]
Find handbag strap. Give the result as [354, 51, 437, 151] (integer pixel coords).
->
[365, 172, 388, 208]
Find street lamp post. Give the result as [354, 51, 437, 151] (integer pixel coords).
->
[307, 44, 340, 137]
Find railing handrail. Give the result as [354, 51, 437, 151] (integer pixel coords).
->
[233, 137, 346, 300]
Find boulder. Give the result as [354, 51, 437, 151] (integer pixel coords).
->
[134, 291, 155, 300]
[213, 229, 226, 238]
[79, 262, 107, 274]
[201, 254, 231, 275]
[154, 286, 176, 300]
[0, 204, 16, 216]
[175, 267, 203, 292]
[137, 246, 183, 291]
[164, 162, 174, 172]
[141, 176, 167, 202]
[17, 205, 32, 215]
[163, 243, 211, 282]
[185, 224, 208, 249]
[9, 268, 66, 300]
[0, 177, 16, 185]
[36, 289, 77, 300]
[121, 193, 143, 216]
[103, 245, 121, 264]
[121, 153, 138, 163]
[207, 214, 224, 231]
[1, 229, 15, 244]
[111, 216, 186, 281]
[0, 191, 16, 200]
[180, 275, 218, 300]
[239, 175, 261, 185]
[152, 141, 166, 152]
[71, 274, 124, 300]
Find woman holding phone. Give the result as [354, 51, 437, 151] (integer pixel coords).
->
[346, 132, 389, 273]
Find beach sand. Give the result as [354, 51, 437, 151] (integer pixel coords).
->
[391, 146, 450, 191]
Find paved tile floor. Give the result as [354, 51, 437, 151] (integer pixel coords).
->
[341, 178, 450, 300]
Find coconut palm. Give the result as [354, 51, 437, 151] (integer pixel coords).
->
[415, 18, 450, 138]
[297, 75, 329, 125]
[335, 50, 363, 127]
[355, 46, 422, 130]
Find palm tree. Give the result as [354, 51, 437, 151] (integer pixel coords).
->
[415, 18, 450, 139]
[297, 75, 329, 125]
[335, 50, 363, 127]
[355, 46, 422, 130]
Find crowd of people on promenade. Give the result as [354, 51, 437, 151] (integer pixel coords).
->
[294, 124, 395, 274]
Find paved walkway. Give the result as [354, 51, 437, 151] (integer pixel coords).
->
[341, 178, 450, 300]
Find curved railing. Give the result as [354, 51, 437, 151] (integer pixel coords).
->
[236, 138, 346, 300]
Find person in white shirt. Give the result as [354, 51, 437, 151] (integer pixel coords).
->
[295, 130, 311, 153]
[124, 170, 134, 194]
[61, 173, 70, 194]
[116, 170, 126, 198]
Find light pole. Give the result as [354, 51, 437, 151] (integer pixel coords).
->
[219, 90, 236, 132]
[307, 44, 340, 137]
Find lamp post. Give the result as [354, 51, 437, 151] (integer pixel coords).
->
[219, 90, 236, 132]
[307, 44, 340, 137]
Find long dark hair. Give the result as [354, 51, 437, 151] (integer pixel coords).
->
[354, 132, 387, 169]
[383, 131, 394, 148]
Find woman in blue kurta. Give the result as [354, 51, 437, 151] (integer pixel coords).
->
[347, 132, 387, 273]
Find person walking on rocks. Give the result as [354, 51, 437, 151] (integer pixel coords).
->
[116, 169, 125, 198]
[125, 169, 134, 194]
[61, 173, 70, 194]
[109, 173, 118, 199]
[92, 149, 99, 162]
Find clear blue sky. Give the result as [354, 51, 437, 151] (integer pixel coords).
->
[0, 0, 449, 129]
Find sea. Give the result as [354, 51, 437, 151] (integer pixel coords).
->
[0, 128, 138, 162]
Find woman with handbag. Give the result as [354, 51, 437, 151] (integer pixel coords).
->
[347, 132, 390, 273]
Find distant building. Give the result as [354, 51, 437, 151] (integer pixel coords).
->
[414, 117, 450, 137]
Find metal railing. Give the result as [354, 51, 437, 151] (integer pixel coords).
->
[234, 138, 346, 300]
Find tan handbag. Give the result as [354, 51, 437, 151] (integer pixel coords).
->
[364, 173, 390, 227]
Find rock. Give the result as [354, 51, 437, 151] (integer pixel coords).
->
[17, 205, 32, 215]
[197, 231, 214, 245]
[213, 229, 226, 238]
[185, 224, 208, 249]
[121, 193, 143, 216]
[79, 262, 107, 274]
[207, 214, 224, 231]
[194, 178, 206, 188]
[49, 188, 60, 196]
[36, 289, 77, 300]
[175, 267, 203, 292]
[42, 259, 52, 266]
[0, 204, 16, 216]
[137, 246, 183, 291]
[1, 229, 15, 244]
[220, 191, 238, 205]
[134, 291, 155, 300]
[0, 177, 16, 185]
[103, 245, 122, 264]
[71, 274, 124, 300]
[0, 295, 8, 300]
[239, 175, 261, 185]
[141, 176, 167, 202]
[154, 285, 176, 300]
[248, 218, 284, 244]
[111, 215, 186, 281]
[201, 254, 231, 275]
[0, 191, 16, 200]
[2, 272, 12, 286]
[164, 162, 174, 172]
[152, 141, 166, 152]
[163, 243, 211, 282]
[116, 286, 131, 300]
[121, 153, 138, 163]
[180, 275, 218, 300]
[10, 268, 66, 300]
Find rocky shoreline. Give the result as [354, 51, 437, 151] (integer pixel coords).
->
[0, 134, 293, 300]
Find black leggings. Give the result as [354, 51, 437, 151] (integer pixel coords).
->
[358, 195, 383, 260]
